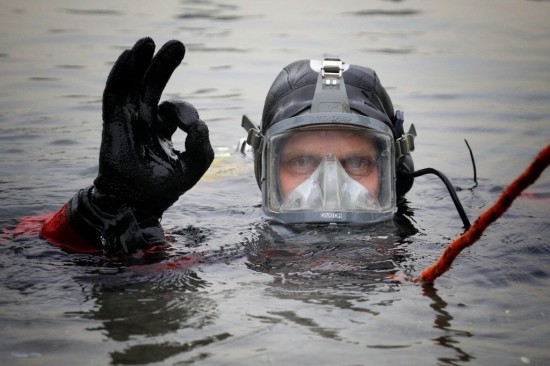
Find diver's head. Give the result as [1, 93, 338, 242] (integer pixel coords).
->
[242, 56, 416, 225]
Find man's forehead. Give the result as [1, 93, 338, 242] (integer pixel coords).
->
[283, 129, 376, 147]
[281, 132, 377, 158]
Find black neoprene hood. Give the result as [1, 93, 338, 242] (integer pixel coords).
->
[261, 60, 397, 137]
[257, 59, 415, 197]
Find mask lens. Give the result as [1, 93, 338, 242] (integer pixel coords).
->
[281, 155, 381, 211]
[263, 116, 396, 224]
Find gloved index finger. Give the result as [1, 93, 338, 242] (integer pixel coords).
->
[157, 100, 214, 188]
[103, 38, 155, 122]
[140, 40, 185, 120]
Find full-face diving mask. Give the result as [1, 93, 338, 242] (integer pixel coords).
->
[260, 114, 396, 224]
[241, 56, 417, 225]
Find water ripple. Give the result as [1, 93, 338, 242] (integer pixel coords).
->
[348, 9, 421, 16]
[363, 47, 416, 54]
[187, 45, 251, 53]
[62, 8, 122, 16]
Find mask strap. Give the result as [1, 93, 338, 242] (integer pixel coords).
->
[311, 56, 351, 113]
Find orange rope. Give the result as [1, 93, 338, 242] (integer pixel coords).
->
[415, 143, 550, 284]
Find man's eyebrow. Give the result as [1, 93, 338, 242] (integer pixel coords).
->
[281, 150, 310, 158]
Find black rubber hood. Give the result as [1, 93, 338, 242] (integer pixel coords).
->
[256, 59, 414, 197]
[261, 60, 396, 136]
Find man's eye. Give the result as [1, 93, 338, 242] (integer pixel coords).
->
[295, 157, 313, 167]
[344, 157, 376, 175]
[284, 156, 319, 174]
[348, 158, 364, 169]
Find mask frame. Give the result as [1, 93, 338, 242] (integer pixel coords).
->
[261, 113, 397, 224]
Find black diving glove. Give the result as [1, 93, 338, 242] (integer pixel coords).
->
[66, 37, 214, 255]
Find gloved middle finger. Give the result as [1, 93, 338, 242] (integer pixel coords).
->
[140, 40, 185, 127]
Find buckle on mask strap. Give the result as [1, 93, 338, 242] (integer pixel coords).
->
[311, 55, 350, 113]
[395, 124, 417, 158]
[241, 114, 263, 150]
[321, 56, 344, 79]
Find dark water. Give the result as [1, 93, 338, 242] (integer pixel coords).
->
[1, 0, 550, 365]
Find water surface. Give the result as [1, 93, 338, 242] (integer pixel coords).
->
[1, 0, 550, 365]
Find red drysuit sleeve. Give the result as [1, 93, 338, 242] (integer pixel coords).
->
[39, 204, 100, 254]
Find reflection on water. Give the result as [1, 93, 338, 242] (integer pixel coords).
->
[423, 286, 475, 364]
[1, 0, 550, 364]
[73, 275, 223, 364]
